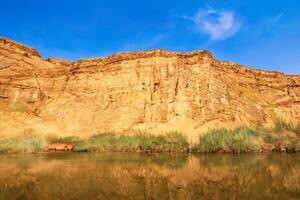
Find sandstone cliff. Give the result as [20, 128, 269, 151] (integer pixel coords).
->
[0, 36, 299, 140]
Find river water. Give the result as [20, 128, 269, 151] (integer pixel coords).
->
[0, 153, 299, 200]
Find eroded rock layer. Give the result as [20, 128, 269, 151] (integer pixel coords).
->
[0, 36, 299, 139]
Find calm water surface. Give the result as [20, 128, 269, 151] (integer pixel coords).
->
[0, 153, 299, 200]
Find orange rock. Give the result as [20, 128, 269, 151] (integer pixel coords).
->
[44, 144, 73, 152]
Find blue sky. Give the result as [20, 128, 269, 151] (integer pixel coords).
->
[1, 0, 299, 74]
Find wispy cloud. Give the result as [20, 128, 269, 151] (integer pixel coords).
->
[268, 12, 284, 23]
[186, 7, 242, 40]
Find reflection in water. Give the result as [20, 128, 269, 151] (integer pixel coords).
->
[0, 153, 299, 200]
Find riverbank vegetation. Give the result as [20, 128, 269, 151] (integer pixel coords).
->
[0, 130, 44, 153]
[0, 123, 300, 154]
[191, 128, 260, 153]
[71, 131, 189, 153]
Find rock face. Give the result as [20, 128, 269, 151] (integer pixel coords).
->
[0, 36, 299, 140]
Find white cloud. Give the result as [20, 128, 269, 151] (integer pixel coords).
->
[268, 12, 284, 23]
[189, 8, 241, 40]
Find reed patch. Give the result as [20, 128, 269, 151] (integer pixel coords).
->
[191, 128, 260, 153]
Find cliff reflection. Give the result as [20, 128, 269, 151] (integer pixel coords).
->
[0, 153, 299, 200]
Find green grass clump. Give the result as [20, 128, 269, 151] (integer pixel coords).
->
[291, 139, 300, 152]
[292, 126, 300, 137]
[262, 133, 300, 152]
[273, 120, 300, 136]
[45, 133, 82, 145]
[0, 130, 45, 153]
[73, 131, 188, 153]
[261, 120, 300, 152]
[191, 128, 259, 153]
[274, 120, 294, 132]
[280, 136, 300, 152]
[261, 132, 279, 144]
[165, 131, 189, 150]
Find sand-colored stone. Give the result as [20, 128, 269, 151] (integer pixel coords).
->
[0, 36, 299, 141]
[44, 143, 73, 152]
